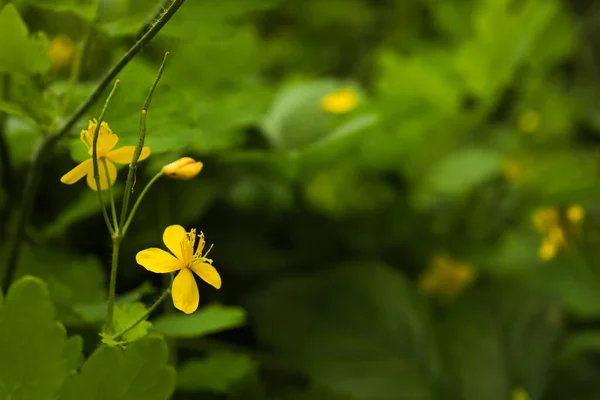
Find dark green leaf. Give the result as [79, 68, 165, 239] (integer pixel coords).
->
[152, 303, 246, 338]
[177, 352, 257, 392]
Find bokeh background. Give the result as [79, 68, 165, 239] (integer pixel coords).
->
[3, 0, 600, 398]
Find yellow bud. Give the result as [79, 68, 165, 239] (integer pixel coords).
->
[47, 34, 77, 70]
[532, 207, 558, 233]
[320, 88, 359, 114]
[538, 238, 557, 261]
[566, 204, 584, 224]
[162, 157, 203, 180]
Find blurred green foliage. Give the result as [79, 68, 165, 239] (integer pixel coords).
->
[2, 0, 600, 398]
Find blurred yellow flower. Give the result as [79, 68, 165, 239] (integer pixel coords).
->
[566, 204, 584, 224]
[320, 88, 358, 114]
[518, 109, 540, 133]
[136, 225, 221, 314]
[502, 160, 522, 183]
[47, 34, 77, 70]
[532, 207, 559, 233]
[162, 157, 203, 180]
[538, 237, 558, 261]
[419, 254, 475, 298]
[60, 120, 151, 191]
[512, 387, 531, 400]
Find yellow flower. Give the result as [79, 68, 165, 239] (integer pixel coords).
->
[60, 120, 151, 191]
[136, 225, 221, 314]
[162, 157, 203, 180]
[419, 254, 475, 298]
[320, 88, 358, 114]
[532, 207, 559, 233]
[47, 34, 77, 70]
[566, 204, 584, 224]
[518, 109, 540, 133]
[538, 238, 558, 261]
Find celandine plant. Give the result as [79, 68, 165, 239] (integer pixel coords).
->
[57, 53, 221, 345]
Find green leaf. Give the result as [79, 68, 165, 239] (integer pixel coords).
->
[112, 302, 152, 343]
[177, 352, 257, 393]
[59, 337, 176, 400]
[0, 276, 69, 399]
[0, 99, 38, 126]
[421, 147, 503, 196]
[16, 245, 105, 325]
[262, 80, 361, 150]
[246, 263, 439, 400]
[152, 303, 246, 338]
[73, 282, 154, 324]
[23, 0, 94, 18]
[0, 4, 50, 75]
[63, 336, 84, 374]
[442, 284, 563, 400]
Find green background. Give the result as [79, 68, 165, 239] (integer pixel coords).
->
[2, 0, 600, 398]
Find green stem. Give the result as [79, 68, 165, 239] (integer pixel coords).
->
[0, 0, 186, 293]
[92, 81, 120, 236]
[102, 158, 118, 228]
[111, 284, 172, 341]
[104, 236, 122, 334]
[119, 52, 169, 230]
[122, 171, 164, 235]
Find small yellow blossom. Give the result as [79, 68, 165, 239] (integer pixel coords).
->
[60, 120, 151, 191]
[320, 88, 358, 114]
[532, 207, 559, 233]
[566, 204, 584, 224]
[162, 157, 203, 180]
[47, 34, 77, 70]
[136, 225, 221, 314]
[538, 237, 558, 261]
[419, 254, 475, 298]
[502, 160, 522, 183]
[512, 388, 531, 400]
[518, 109, 541, 133]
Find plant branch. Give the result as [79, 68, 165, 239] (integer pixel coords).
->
[119, 52, 169, 230]
[0, 0, 185, 292]
[122, 170, 164, 235]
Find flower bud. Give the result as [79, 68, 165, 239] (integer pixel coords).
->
[162, 157, 203, 180]
[47, 34, 76, 70]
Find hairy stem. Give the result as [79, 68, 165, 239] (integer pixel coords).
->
[122, 171, 164, 235]
[0, 0, 185, 292]
[104, 236, 122, 334]
[102, 158, 118, 228]
[119, 51, 169, 229]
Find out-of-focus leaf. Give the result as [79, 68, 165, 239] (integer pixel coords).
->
[58, 337, 176, 400]
[0, 4, 50, 75]
[177, 351, 257, 393]
[442, 284, 563, 400]
[262, 80, 361, 150]
[97, 0, 158, 36]
[0, 277, 70, 399]
[152, 303, 246, 338]
[420, 147, 503, 196]
[560, 331, 600, 362]
[16, 245, 105, 325]
[63, 335, 83, 375]
[24, 0, 93, 18]
[246, 263, 440, 400]
[0, 100, 38, 126]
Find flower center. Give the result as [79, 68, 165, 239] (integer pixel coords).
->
[180, 229, 213, 267]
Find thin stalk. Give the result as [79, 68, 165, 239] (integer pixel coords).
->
[1, 0, 186, 291]
[104, 236, 122, 334]
[119, 52, 169, 230]
[111, 284, 172, 341]
[102, 158, 118, 228]
[122, 171, 163, 235]
[91, 80, 120, 236]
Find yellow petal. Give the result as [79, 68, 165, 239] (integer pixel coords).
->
[135, 248, 183, 273]
[162, 157, 203, 180]
[163, 225, 187, 261]
[172, 268, 199, 314]
[60, 159, 93, 185]
[85, 159, 117, 191]
[190, 262, 222, 289]
[107, 146, 151, 164]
